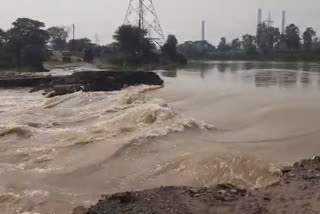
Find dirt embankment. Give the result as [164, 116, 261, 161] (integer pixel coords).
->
[74, 157, 320, 214]
[0, 71, 164, 97]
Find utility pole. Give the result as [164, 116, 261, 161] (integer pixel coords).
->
[72, 24, 75, 40]
[138, 0, 144, 29]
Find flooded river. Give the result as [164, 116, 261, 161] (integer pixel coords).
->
[1, 61, 320, 213]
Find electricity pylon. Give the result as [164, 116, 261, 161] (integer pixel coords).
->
[124, 0, 166, 45]
[265, 12, 274, 28]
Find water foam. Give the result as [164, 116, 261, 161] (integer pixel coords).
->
[0, 126, 32, 138]
[90, 86, 214, 145]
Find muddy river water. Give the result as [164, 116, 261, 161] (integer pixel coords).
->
[1, 61, 320, 213]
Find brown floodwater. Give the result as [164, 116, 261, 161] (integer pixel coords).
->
[1, 61, 320, 213]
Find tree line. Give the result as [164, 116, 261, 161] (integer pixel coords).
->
[218, 23, 320, 54]
[179, 23, 320, 61]
[0, 18, 186, 71]
[2, 17, 316, 70]
[0, 18, 87, 70]
[108, 25, 186, 65]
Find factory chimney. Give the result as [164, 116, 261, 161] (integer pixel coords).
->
[281, 10, 286, 34]
[258, 8, 262, 26]
[202, 20, 205, 41]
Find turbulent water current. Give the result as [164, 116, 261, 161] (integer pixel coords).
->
[1, 61, 320, 213]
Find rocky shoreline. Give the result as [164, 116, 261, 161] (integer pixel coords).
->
[73, 157, 320, 214]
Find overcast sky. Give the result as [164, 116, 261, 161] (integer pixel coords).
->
[0, 0, 319, 45]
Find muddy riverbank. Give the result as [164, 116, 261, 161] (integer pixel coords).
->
[76, 156, 320, 214]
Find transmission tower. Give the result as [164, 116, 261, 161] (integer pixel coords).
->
[124, 0, 166, 45]
[264, 12, 274, 28]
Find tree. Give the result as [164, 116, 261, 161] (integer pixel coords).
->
[68, 38, 92, 53]
[84, 48, 94, 62]
[313, 37, 320, 51]
[0, 28, 11, 69]
[242, 34, 257, 54]
[218, 37, 231, 51]
[177, 40, 215, 59]
[161, 34, 187, 64]
[161, 34, 178, 58]
[285, 24, 301, 50]
[48, 26, 69, 51]
[303, 27, 316, 50]
[113, 25, 152, 55]
[6, 18, 49, 69]
[141, 38, 156, 59]
[23, 29, 50, 68]
[256, 23, 280, 53]
[113, 25, 156, 63]
[276, 34, 288, 50]
[231, 38, 241, 50]
[0, 28, 7, 47]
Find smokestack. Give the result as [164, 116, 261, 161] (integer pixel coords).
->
[258, 8, 262, 25]
[281, 10, 286, 34]
[202, 20, 205, 41]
